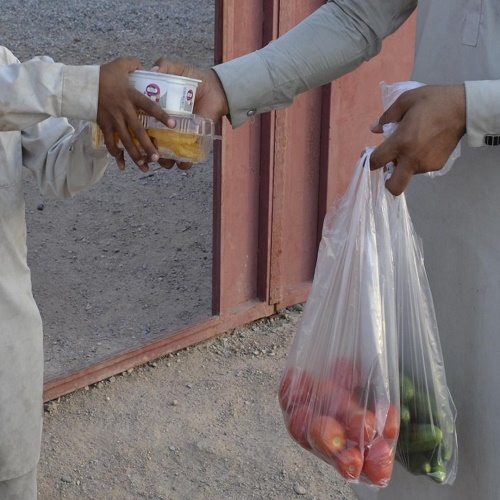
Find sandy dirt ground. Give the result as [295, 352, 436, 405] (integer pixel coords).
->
[38, 309, 358, 500]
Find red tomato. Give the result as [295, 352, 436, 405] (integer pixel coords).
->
[285, 405, 312, 450]
[344, 409, 376, 446]
[363, 439, 395, 486]
[382, 403, 400, 440]
[336, 447, 363, 481]
[309, 415, 346, 459]
[315, 379, 358, 421]
[278, 368, 314, 412]
[330, 357, 361, 390]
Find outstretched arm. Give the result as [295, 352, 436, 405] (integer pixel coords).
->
[0, 47, 173, 171]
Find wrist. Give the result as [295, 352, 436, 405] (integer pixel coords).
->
[208, 69, 230, 120]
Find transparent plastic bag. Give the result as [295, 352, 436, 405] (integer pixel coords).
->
[278, 151, 400, 488]
[388, 192, 458, 485]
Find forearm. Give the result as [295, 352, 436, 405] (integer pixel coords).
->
[464, 80, 500, 147]
[213, 0, 417, 127]
[0, 47, 99, 131]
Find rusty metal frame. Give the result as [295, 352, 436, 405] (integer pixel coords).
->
[43, 1, 416, 402]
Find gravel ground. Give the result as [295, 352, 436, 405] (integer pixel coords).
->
[3, 0, 216, 379]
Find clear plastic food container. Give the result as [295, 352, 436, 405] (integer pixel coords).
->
[92, 113, 218, 164]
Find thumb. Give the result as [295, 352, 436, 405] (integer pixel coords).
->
[152, 58, 199, 80]
[370, 97, 408, 134]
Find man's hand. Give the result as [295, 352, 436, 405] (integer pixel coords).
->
[151, 58, 229, 170]
[369, 85, 466, 195]
[97, 57, 175, 172]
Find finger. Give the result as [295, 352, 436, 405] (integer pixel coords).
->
[115, 151, 126, 171]
[176, 161, 193, 171]
[115, 123, 148, 172]
[370, 137, 398, 171]
[153, 58, 180, 73]
[370, 121, 383, 134]
[131, 91, 176, 128]
[158, 158, 175, 169]
[101, 127, 123, 164]
[121, 56, 142, 73]
[384, 162, 413, 196]
[373, 96, 410, 132]
[125, 114, 160, 164]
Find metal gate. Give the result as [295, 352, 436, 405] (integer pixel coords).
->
[44, 1, 416, 401]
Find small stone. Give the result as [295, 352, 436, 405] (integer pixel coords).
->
[172, 400, 179, 406]
[37, 203, 44, 211]
[293, 484, 307, 495]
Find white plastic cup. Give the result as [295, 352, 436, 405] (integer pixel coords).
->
[129, 70, 201, 114]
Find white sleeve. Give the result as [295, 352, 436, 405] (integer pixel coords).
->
[464, 80, 500, 148]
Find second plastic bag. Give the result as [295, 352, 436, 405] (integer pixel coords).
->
[278, 151, 400, 488]
[388, 191, 458, 485]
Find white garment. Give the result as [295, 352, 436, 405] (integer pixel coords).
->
[215, 1, 500, 498]
[0, 46, 108, 481]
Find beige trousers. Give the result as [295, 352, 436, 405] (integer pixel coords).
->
[0, 469, 37, 500]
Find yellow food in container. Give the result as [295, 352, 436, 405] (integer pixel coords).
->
[91, 113, 217, 164]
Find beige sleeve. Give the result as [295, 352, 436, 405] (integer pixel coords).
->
[0, 46, 99, 131]
[213, 0, 417, 128]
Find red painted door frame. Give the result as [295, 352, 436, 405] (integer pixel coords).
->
[43, 1, 416, 402]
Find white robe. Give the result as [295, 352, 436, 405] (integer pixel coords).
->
[215, 1, 500, 498]
[0, 46, 108, 481]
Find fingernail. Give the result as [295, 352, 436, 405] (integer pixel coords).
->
[151, 153, 159, 162]
[167, 118, 176, 128]
[151, 66, 159, 72]
[137, 159, 144, 166]
[370, 120, 379, 130]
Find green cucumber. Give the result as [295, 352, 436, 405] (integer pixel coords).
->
[410, 390, 442, 425]
[400, 373, 415, 404]
[407, 454, 432, 475]
[429, 457, 447, 483]
[400, 404, 411, 426]
[399, 424, 442, 453]
[438, 429, 455, 462]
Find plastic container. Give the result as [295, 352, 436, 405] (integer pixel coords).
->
[91, 113, 217, 164]
[129, 70, 201, 115]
